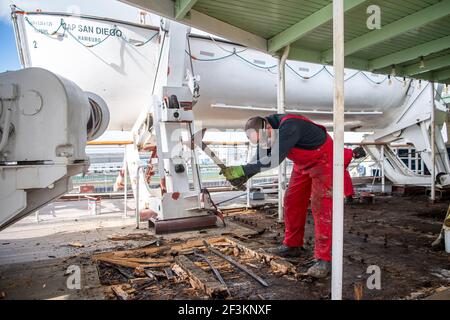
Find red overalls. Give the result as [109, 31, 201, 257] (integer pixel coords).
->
[282, 114, 334, 261]
[344, 148, 354, 197]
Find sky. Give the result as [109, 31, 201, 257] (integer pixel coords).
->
[0, 14, 20, 72]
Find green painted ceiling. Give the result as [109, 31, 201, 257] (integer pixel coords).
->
[174, 0, 450, 84]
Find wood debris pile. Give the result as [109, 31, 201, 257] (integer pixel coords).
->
[93, 236, 299, 300]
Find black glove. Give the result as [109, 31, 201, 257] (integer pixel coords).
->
[229, 176, 248, 191]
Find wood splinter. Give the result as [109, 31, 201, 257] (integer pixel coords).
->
[111, 285, 131, 300]
[174, 255, 229, 298]
[224, 237, 297, 275]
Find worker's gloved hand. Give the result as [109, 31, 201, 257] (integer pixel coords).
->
[220, 165, 246, 181]
[220, 166, 248, 190]
[229, 177, 248, 190]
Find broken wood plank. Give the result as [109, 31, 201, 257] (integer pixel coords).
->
[111, 285, 131, 300]
[148, 270, 166, 278]
[171, 264, 189, 281]
[424, 287, 450, 300]
[164, 267, 174, 280]
[107, 233, 156, 241]
[118, 257, 173, 264]
[94, 256, 171, 269]
[129, 277, 155, 287]
[224, 237, 297, 275]
[92, 236, 226, 261]
[354, 282, 364, 300]
[96, 257, 141, 269]
[268, 259, 296, 275]
[134, 266, 146, 277]
[143, 269, 159, 282]
[174, 255, 229, 298]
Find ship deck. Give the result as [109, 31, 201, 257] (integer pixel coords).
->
[0, 194, 449, 300]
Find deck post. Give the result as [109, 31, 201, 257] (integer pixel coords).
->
[331, 0, 345, 300]
[430, 81, 436, 202]
[135, 166, 141, 229]
[246, 143, 252, 208]
[381, 145, 385, 193]
[123, 146, 128, 219]
[277, 45, 290, 222]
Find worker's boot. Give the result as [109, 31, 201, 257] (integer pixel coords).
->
[267, 244, 304, 257]
[307, 260, 331, 278]
[431, 229, 445, 251]
[345, 196, 354, 204]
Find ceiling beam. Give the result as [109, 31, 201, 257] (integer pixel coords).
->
[376, 54, 450, 76]
[403, 54, 450, 76]
[433, 68, 450, 82]
[287, 47, 322, 64]
[175, 0, 198, 20]
[120, 0, 267, 52]
[288, 47, 369, 70]
[416, 68, 450, 82]
[268, 0, 367, 53]
[322, 0, 450, 63]
[369, 36, 450, 70]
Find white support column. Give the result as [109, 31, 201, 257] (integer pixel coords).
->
[277, 45, 289, 222]
[331, 0, 345, 301]
[380, 145, 385, 194]
[407, 146, 412, 172]
[430, 81, 436, 202]
[123, 146, 128, 219]
[135, 166, 141, 229]
[246, 143, 252, 208]
[415, 150, 419, 174]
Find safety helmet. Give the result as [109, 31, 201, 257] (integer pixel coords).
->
[244, 116, 270, 147]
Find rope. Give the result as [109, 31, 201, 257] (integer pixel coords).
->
[185, 50, 235, 62]
[186, 34, 196, 75]
[234, 53, 277, 70]
[286, 64, 326, 80]
[360, 71, 389, 85]
[184, 46, 278, 71]
[24, 17, 65, 40]
[208, 35, 247, 54]
[119, 29, 158, 47]
[24, 16, 157, 48]
[22, 12, 448, 88]
[151, 30, 167, 95]
[185, 46, 417, 85]
[64, 22, 115, 48]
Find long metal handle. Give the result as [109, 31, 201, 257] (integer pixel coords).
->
[203, 240, 268, 287]
[194, 251, 227, 286]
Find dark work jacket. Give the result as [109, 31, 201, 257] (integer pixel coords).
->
[243, 114, 327, 177]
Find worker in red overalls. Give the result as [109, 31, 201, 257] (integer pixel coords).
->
[221, 113, 345, 278]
